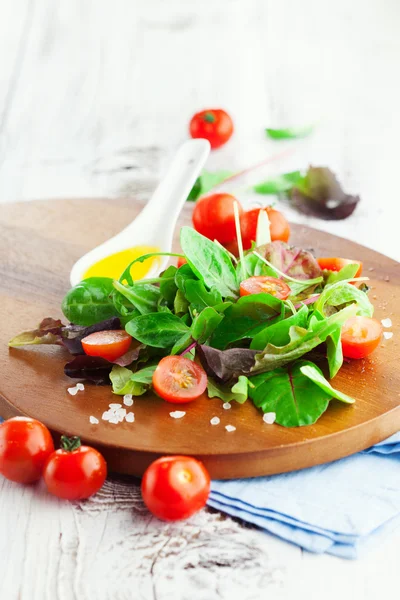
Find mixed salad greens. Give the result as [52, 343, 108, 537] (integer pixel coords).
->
[9, 226, 373, 428]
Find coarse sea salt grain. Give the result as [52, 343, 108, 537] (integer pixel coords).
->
[89, 416, 99, 425]
[76, 383, 85, 391]
[125, 412, 135, 423]
[225, 425, 236, 432]
[383, 331, 393, 340]
[263, 412, 276, 425]
[222, 402, 231, 410]
[210, 417, 220, 426]
[108, 416, 119, 425]
[102, 411, 111, 421]
[381, 318, 392, 328]
[67, 386, 79, 396]
[170, 411, 186, 419]
[123, 394, 134, 406]
[109, 403, 122, 409]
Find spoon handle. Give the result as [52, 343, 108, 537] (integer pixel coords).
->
[122, 139, 210, 240]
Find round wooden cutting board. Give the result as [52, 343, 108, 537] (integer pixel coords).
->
[0, 198, 399, 479]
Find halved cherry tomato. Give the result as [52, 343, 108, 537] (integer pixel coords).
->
[152, 356, 207, 404]
[177, 256, 187, 268]
[0, 417, 54, 484]
[240, 276, 291, 300]
[141, 455, 210, 521]
[192, 193, 243, 244]
[317, 257, 363, 278]
[81, 330, 132, 362]
[43, 436, 107, 500]
[240, 207, 290, 249]
[341, 316, 382, 359]
[189, 109, 234, 149]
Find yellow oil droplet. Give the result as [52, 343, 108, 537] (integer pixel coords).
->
[83, 246, 160, 281]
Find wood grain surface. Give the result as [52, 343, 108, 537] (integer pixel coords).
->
[1, 198, 399, 478]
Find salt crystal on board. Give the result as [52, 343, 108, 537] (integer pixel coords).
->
[383, 331, 393, 340]
[170, 411, 186, 419]
[67, 386, 79, 396]
[109, 403, 122, 409]
[123, 394, 134, 406]
[222, 403, 231, 410]
[125, 412, 135, 423]
[381, 318, 392, 328]
[210, 417, 220, 426]
[225, 425, 236, 432]
[89, 416, 99, 425]
[263, 412, 276, 424]
[102, 411, 111, 421]
[76, 383, 85, 391]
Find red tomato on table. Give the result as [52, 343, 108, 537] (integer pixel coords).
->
[317, 257, 363, 278]
[43, 436, 107, 500]
[341, 316, 382, 359]
[192, 193, 243, 244]
[240, 207, 290, 249]
[152, 356, 207, 404]
[141, 456, 210, 521]
[189, 109, 234, 149]
[240, 276, 291, 300]
[0, 417, 54, 483]
[81, 330, 132, 362]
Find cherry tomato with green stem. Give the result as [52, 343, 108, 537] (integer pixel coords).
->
[189, 109, 234, 149]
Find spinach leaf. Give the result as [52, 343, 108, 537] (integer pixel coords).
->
[187, 170, 233, 202]
[171, 332, 193, 355]
[175, 263, 197, 293]
[211, 293, 285, 350]
[250, 305, 309, 350]
[119, 252, 184, 286]
[253, 171, 303, 194]
[9, 317, 64, 348]
[174, 290, 190, 316]
[249, 360, 330, 427]
[184, 280, 223, 313]
[252, 303, 358, 374]
[110, 365, 147, 396]
[64, 355, 112, 384]
[130, 364, 157, 385]
[291, 166, 360, 220]
[180, 227, 239, 299]
[126, 313, 190, 348]
[207, 376, 249, 405]
[265, 125, 313, 140]
[237, 252, 278, 280]
[197, 345, 257, 384]
[62, 277, 118, 326]
[326, 327, 343, 378]
[159, 265, 178, 305]
[325, 263, 360, 286]
[113, 280, 161, 315]
[300, 363, 354, 404]
[315, 281, 373, 317]
[191, 307, 224, 344]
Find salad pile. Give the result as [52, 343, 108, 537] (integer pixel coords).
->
[9, 224, 381, 428]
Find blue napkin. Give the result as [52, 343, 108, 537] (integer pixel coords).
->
[208, 432, 400, 559]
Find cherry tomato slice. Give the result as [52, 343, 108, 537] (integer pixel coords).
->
[317, 257, 363, 278]
[0, 417, 54, 484]
[240, 276, 291, 300]
[189, 109, 234, 149]
[81, 330, 132, 362]
[43, 437, 107, 500]
[240, 207, 290, 249]
[141, 455, 210, 521]
[192, 193, 243, 244]
[152, 356, 207, 403]
[341, 316, 382, 359]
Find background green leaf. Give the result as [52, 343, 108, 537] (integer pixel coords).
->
[265, 125, 313, 140]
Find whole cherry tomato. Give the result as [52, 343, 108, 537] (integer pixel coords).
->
[141, 455, 210, 521]
[152, 356, 207, 404]
[317, 257, 363, 278]
[192, 193, 243, 244]
[177, 256, 187, 268]
[341, 316, 382, 359]
[43, 436, 107, 500]
[240, 207, 290, 249]
[81, 330, 132, 362]
[189, 109, 234, 149]
[0, 417, 54, 483]
[240, 276, 291, 300]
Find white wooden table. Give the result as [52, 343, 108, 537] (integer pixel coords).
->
[1, 1, 399, 598]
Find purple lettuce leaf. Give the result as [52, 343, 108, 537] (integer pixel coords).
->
[197, 344, 257, 384]
[256, 241, 321, 280]
[291, 166, 360, 220]
[9, 317, 65, 347]
[64, 355, 112, 384]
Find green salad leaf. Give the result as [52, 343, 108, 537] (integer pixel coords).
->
[326, 326, 343, 378]
[250, 305, 309, 350]
[159, 265, 178, 305]
[113, 280, 161, 315]
[265, 125, 313, 140]
[315, 281, 373, 317]
[62, 277, 118, 326]
[211, 293, 285, 350]
[126, 313, 190, 348]
[184, 279, 223, 313]
[254, 171, 303, 194]
[207, 376, 249, 405]
[180, 227, 239, 299]
[325, 263, 360, 286]
[8, 317, 64, 347]
[187, 170, 233, 202]
[191, 307, 224, 344]
[109, 365, 147, 396]
[130, 364, 157, 385]
[299, 363, 354, 404]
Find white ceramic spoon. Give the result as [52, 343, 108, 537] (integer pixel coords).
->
[70, 139, 210, 286]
